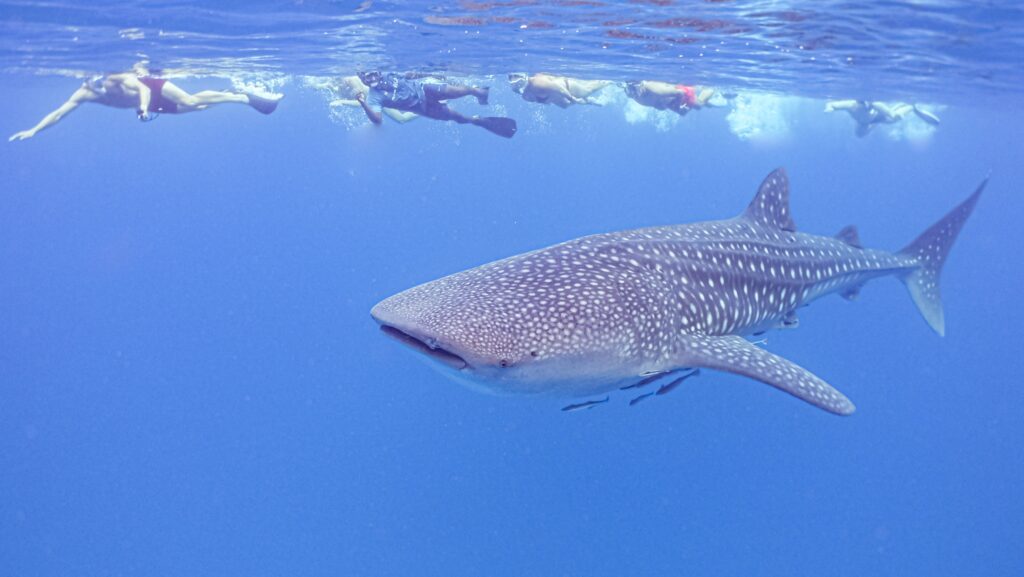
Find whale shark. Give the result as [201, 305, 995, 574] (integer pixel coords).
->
[371, 169, 984, 415]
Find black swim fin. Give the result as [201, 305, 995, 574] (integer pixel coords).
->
[474, 116, 517, 138]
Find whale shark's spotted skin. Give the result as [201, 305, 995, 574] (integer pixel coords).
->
[372, 169, 984, 415]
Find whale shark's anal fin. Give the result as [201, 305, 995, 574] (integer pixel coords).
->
[841, 285, 862, 301]
[674, 334, 855, 415]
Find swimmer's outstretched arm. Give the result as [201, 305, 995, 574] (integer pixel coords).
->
[383, 109, 419, 123]
[122, 75, 152, 119]
[9, 87, 94, 141]
[355, 92, 383, 125]
[330, 99, 416, 123]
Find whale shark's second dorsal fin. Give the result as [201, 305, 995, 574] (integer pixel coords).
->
[743, 168, 797, 232]
[835, 225, 862, 248]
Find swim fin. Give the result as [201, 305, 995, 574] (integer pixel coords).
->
[474, 116, 517, 138]
[913, 104, 941, 126]
[246, 92, 282, 115]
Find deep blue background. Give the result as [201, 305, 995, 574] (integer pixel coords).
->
[1, 76, 1022, 576]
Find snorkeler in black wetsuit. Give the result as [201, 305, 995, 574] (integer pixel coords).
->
[354, 71, 517, 138]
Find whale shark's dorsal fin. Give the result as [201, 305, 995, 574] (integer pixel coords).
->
[743, 168, 797, 232]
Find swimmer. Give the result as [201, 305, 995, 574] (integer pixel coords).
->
[355, 71, 517, 138]
[507, 73, 612, 108]
[624, 80, 722, 116]
[330, 75, 419, 124]
[824, 99, 939, 137]
[9, 62, 282, 141]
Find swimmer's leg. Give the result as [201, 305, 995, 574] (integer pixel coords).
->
[160, 82, 248, 112]
[425, 103, 516, 138]
[425, 83, 489, 105]
[423, 103, 473, 124]
[569, 79, 612, 97]
[890, 103, 914, 120]
[696, 87, 715, 106]
[872, 102, 910, 123]
[825, 99, 859, 112]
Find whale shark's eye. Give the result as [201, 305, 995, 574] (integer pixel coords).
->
[499, 359, 511, 368]
[530, 351, 538, 357]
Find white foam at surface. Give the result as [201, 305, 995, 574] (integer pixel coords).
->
[623, 99, 680, 132]
[229, 74, 288, 98]
[726, 92, 793, 143]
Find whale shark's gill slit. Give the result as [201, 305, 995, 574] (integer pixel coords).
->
[379, 325, 468, 370]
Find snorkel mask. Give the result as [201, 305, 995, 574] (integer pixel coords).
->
[85, 75, 107, 95]
[358, 70, 382, 87]
[507, 73, 528, 94]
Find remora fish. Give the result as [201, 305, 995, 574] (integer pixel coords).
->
[371, 169, 984, 415]
[561, 397, 610, 412]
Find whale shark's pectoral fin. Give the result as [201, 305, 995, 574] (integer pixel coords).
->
[674, 335, 856, 415]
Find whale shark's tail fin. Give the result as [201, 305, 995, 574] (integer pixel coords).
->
[898, 177, 987, 336]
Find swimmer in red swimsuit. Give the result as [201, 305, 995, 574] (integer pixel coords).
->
[624, 80, 720, 117]
[676, 84, 698, 109]
[9, 62, 283, 141]
[137, 77, 179, 114]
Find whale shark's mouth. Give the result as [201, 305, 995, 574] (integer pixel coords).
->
[379, 325, 468, 370]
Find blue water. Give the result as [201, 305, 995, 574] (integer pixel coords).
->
[2, 2, 1023, 576]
